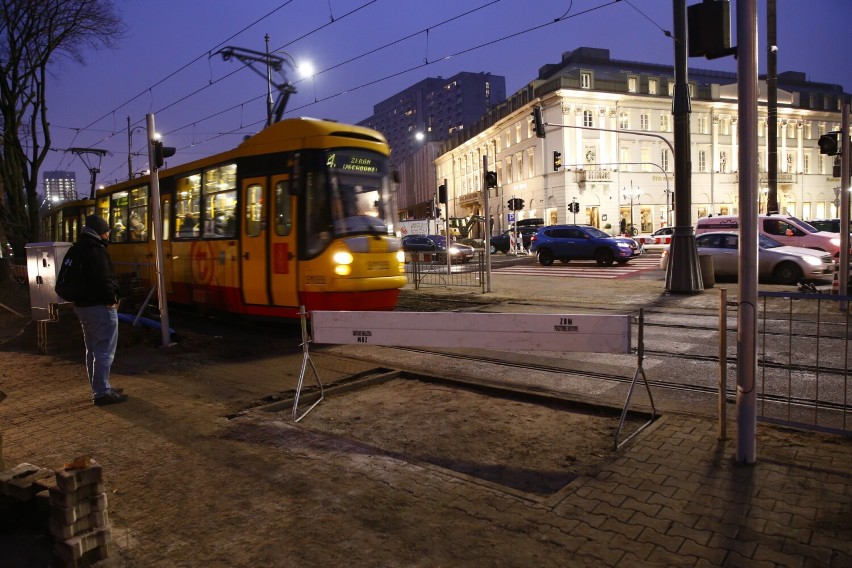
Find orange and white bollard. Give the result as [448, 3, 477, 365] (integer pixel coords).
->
[831, 263, 840, 295]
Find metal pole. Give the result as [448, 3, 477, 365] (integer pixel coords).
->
[146, 113, 172, 348]
[265, 34, 273, 128]
[444, 178, 450, 276]
[840, 105, 850, 310]
[766, 0, 779, 214]
[736, 0, 759, 465]
[483, 156, 492, 292]
[665, 0, 703, 293]
[719, 287, 728, 441]
[127, 116, 133, 181]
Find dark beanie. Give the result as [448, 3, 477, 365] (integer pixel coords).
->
[85, 215, 110, 235]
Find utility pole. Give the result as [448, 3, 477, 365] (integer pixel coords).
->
[665, 0, 703, 293]
[766, 0, 779, 214]
[69, 148, 109, 199]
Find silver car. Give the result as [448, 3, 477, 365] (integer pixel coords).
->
[660, 231, 834, 284]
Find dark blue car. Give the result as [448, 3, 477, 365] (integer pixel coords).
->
[529, 225, 639, 266]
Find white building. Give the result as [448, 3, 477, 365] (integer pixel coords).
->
[435, 47, 849, 239]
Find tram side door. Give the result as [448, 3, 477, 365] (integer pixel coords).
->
[268, 174, 298, 308]
[241, 178, 270, 305]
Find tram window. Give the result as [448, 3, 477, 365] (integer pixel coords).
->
[128, 186, 149, 242]
[110, 191, 129, 242]
[304, 171, 332, 256]
[162, 200, 170, 241]
[246, 184, 264, 237]
[96, 198, 109, 226]
[201, 164, 236, 238]
[176, 173, 201, 238]
[275, 180, 292, 236]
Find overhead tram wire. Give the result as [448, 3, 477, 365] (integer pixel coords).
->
[90, 0, 626, 180]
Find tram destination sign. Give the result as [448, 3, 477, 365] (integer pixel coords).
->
[327, 151, 383, 174]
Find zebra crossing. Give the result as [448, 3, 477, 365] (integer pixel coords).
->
[494, 255, 662, 279]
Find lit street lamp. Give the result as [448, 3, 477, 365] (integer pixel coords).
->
[622, 181, 642, 235]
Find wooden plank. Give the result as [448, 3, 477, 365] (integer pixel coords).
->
[310, 311, 631, 354]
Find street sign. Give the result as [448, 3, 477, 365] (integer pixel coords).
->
[508, 213, 515, 222]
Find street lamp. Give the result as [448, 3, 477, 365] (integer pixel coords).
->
[622, 181, 642, 235]
[127, 117, 147, 180]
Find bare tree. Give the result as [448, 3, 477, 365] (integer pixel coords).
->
[0, 0, 124, 257]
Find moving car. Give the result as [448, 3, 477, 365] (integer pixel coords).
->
[659, 231, 834, 285]
[634, 226, 674, 251]
[529, 225, 640, 266]
[489, 226, 540, 254]
[401, 234, 475, 263]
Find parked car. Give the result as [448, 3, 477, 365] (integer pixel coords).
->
[807, 218, 852, 235]
[659, 231, 834, 285]
[634, 226, 674, 251]
[695, 214, 841, 256]
[489, 226, 540, 254]
[529, 225, 640, 266]
[401, 234, 474, 263]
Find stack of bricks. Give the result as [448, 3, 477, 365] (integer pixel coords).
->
[50, 459, 112, 567]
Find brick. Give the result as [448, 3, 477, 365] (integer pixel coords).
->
[0, 463, 54, 501]
[54, 526, 111, 563]
[48, 481, 105, 509]
[52, 492, 108, 525]
[55, 461, 103, 493]
[50, 509, 109, 541]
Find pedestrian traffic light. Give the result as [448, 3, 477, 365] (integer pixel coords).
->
[818, 132, 841, 156]
[531, 106, 546, 138]
[553, 151, 562, 172]
[438, 184, 447, 204]
[153, 140, 176, 169]
[485, 171, 497, 188]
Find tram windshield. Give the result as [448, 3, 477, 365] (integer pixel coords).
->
[326, 150, 393, 238]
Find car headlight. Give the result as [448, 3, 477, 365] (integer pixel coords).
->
[831, 237, 841, 247]
[802, 256, 822, 266]
[397, 250, 405, 263]
[449, 246, 459, 254]
[617, 242, 631, 248]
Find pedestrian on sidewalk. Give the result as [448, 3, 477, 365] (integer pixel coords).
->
[73, 215, 127, 406]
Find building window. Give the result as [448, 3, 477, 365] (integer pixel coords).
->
[698, 150, 707, 172]
[803, 153, 810, 174]
[516, 153, 523, 180]
[720, 118, 730, 136]
[515, 122, 522, 144]
[527, 148, 535, 178]
[581, 72, 591, 89]
[583, 110, 594, 128]
[688, 83, 695, 97]
[620, 146, 631, 169]
[628, 77, 638, 93]
[619, 112, 629, 129]
[648, 79, 657, 95]
[505, 158, 513, 183]
[639, 113, 649, 131]
[697, 116, 707, 134]
[640, 147, 651, 171]
[504, 129, 511, 150]
[659, 114, 670, 132]
[661, 149, 670, 172]
[719, 151, 728, 173]
[667, 81, 675, 96]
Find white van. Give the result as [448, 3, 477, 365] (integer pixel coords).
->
[695, 214, 842, 256]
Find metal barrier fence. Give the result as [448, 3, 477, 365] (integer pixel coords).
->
[754, 291, 851, 434]
[406, 251, 485, 292]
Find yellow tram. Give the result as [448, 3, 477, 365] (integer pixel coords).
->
[43, 118, 407, 317]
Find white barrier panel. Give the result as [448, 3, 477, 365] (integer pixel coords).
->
[310, 311, 631, 354]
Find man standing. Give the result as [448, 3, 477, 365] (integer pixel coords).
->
[73, 215, 128, 406]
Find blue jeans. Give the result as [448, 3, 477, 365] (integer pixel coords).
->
[74, 305, 118, 398]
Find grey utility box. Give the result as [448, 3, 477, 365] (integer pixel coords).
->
[25, 242, 72, 321]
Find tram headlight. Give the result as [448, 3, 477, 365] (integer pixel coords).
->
[333, 251, 354, 276]
[396, 250, 405, 263]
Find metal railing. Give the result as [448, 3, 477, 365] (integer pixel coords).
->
[405, 251, 485, 292]
[751, 291, 851, 434]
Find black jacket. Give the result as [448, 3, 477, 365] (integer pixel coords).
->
[73, 227, 120, 307]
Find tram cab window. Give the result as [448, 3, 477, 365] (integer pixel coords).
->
[275, 180, 292, 236]
[329, 173, 389, 236]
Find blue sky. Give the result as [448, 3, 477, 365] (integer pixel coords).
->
[44, 0, 852, 190]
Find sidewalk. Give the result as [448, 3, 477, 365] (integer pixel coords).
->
[1, 273, 851, 567]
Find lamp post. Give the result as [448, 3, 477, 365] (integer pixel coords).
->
[127, 116, 147, 180]
[622, 181, 642, 235]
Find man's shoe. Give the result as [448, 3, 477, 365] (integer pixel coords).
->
[110, 387, 124, 394]
[93, 389, 128, 406]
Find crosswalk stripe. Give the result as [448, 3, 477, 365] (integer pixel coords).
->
[495, 257, 662, 278]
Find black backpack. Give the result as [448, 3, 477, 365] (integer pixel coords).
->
[55, 244, 85, 302]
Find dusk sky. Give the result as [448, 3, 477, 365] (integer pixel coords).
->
[44, 0, 852, 191]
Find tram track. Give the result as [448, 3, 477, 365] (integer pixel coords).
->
[357, 345, 852, 414]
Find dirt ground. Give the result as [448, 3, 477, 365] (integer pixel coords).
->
[0, 287, 650, 566]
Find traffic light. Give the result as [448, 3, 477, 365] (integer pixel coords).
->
[484, 171, 497, 188]
[569, 202, 580, 213]
[508, 198, 525, 211]
[153, 140, 176, 169]
[438, 184, 447, 204]
[818, 132, 841, 156]
[553, 151, 562, 172]
[507, 198, 516, 211]
[531, 106, 546, 138]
